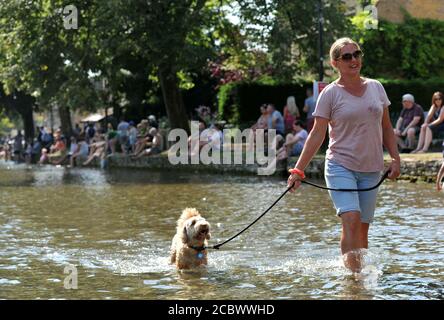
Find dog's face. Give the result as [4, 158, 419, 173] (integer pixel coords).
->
[183, 216, 211, 244]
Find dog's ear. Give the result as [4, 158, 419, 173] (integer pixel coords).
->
[180, 226, 188, 243]
[206, 232, 211, 240]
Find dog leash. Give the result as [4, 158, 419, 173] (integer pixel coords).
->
[209, 170, 391, 250]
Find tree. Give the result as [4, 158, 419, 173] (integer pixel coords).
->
[235, 0, 353, 81]
[0, 0, 101, 138]
[352, 13, 444, 79]
[0, 86, 35, 141]
[90, 0, 238, 133]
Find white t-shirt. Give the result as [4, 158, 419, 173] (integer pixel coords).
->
[69, 143, 78, 155]
[208, 130, 223, 150]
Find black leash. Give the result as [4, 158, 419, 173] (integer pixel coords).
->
[300, 170, 390, 192]
[209, 170, 390, 250]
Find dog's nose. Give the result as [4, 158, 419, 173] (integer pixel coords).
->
[199, 226, 209, 234]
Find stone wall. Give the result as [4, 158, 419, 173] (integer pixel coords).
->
[287, 155, 443, 183]
[376, 0, 444, 23]
[87, 153, 287, 176]
[83, 153, 442, 183]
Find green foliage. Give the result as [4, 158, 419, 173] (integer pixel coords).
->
[0, 0, 101, 111]
[218, 80, 311, 127]
[218, 82, 238, 124]
[0, 113, 14, 136]
[352, 16, 444, 79]
[265, 0, 353, 81]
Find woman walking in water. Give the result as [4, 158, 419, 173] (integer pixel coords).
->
[287, 38, 400, 273]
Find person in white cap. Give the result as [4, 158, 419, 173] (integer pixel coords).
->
[393, 94, 424, 151]
[148, 115, 158, 129]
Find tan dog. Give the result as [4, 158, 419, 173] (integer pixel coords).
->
[170, 208, 211, 269]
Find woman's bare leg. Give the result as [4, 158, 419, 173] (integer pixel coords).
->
[341, 211, 363, 273]
[420, 127, 433, 152]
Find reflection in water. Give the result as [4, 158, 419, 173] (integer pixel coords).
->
[0, 163, 443, 299]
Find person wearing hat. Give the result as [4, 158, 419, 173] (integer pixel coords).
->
[393, 94, 424, 151]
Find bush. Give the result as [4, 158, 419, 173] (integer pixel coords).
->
[353, 16, 444, 80]
[378, 78, 444, 120]
[218, 80, 311, 128]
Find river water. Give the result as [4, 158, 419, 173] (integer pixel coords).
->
[0, 162, 443, 300]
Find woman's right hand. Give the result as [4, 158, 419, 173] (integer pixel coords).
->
[287, 173, 302, 193]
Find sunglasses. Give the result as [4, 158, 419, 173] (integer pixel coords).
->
[338, 50, 363, 61]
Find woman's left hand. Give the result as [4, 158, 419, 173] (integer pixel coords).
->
[388, 158, 401, 180]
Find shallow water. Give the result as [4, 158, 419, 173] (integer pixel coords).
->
[0, 162, 443, 300]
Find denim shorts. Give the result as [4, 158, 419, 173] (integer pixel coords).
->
[324, 160, 382, 224]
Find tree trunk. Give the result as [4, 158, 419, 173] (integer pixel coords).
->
[20, 107, 35, 143]
[58, 104, 73, 139]
[12, 92, 35, 142]
[0, 90, 35, 141]
[112, 98, 122, 126]
[158, 65, 190, 134]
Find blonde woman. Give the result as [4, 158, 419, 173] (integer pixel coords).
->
[287, 38, 400, 273]
[283, 96, 300, 134]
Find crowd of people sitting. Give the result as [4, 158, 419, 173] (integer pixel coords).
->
[248, 90, 444, 159]
[248, 89, 314, 160]
[0, 115, 163, 167]
[3, 89, 441, 168]
[393, 92, 444, 153]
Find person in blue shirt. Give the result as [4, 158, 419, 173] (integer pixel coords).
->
[303, 88, 316, 133]
[266, 103, 285, 137]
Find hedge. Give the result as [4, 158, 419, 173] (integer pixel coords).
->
[378, 78, 444, 120]
[218, 78, 444, 127]
[218, 80, 311, 128]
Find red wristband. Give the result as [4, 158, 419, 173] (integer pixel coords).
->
[289, 168, 305, 179]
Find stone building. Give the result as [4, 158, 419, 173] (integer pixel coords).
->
[376, 0, 444, 23]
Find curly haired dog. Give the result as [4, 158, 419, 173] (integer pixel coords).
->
[170, 208, 211, 269]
